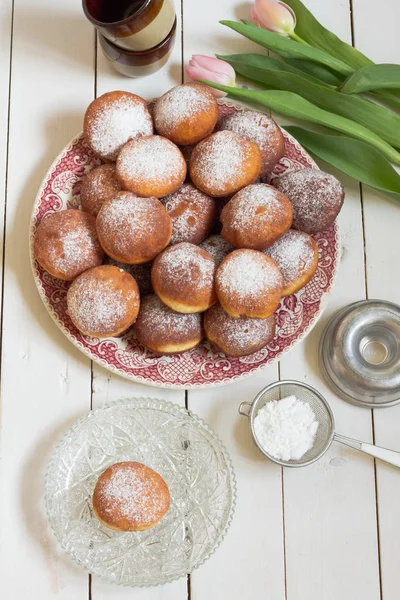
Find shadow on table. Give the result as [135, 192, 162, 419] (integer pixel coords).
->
[19, 413, 87, 591]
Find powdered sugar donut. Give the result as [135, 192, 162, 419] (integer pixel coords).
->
[272, 169, 344, 234]
[96, 192, 172, 264]
[92, 462, 170, 532]
[161, 183, 217, 245]
[215, 249, 283, 318]
[154, 83, 219, 145]
[34, 210, 104, 281]
[135, 294, 203, 354]
[83, 91, 153, 162]
[80, 164, 122, 216]
[199, 234, 233, 265]
[204, 303, 276, 357]
[152, 242, 217, 313]
[189, 131, 262, 197]
[220, 184, 293, 250]
[218, 110, 285, 177]
[263, 229, 319, 296]
[67, 265, 140, 337]
[116, 135, 186, 198]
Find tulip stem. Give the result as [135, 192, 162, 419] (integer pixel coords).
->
[290, 31, 311, 46]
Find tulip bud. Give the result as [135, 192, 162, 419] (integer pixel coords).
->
[251, 0, 296, 35]
[185, 55, 236, 97]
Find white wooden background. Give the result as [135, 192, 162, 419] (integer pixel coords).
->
[0, 0, 399, 598]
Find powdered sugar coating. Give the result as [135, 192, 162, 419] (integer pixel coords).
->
[200, 234, 233, 265]
[93, 462, 170, 530]
[205, 303, 276, 357]
[220, 183, 293, 249]
[217, 250, 281, 299]
[80, 164, 122, 216]
[152, 242, 217, 312]
[218, 110, 285, 176]
[135, 294, 203, 353]
[116, 136, 186, 197]
[154, 243, 215, 288]
[34, 210, 104, 281]
[190, 131, 262, 197]
[97, 191, 171, 263]
[216, 249, 283, 318]
[263, 229, 318, 292]
[161, 183, 217, 245]
[84, 92, 153, 162]
[273, 169, 344, 234]
[67, 265, 139, 337]
[154, 84, 218, 145]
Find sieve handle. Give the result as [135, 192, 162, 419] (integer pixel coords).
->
[334, 433, 400, 468]
[238, 402, 252, 417]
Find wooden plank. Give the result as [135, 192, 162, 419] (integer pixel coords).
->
[91, 6, 187, 600]
[0, 0, 95, 598]
[277, 2, 381, 598]
[183, 2, 285, 599]
[352, 1, 400, 599]
[0, 0, 12, 321]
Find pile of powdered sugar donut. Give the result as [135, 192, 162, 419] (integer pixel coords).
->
[33, 84, 345, 357]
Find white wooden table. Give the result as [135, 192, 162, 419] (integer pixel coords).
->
[1, 0, 399, 598]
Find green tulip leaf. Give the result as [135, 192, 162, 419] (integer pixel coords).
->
[341, 64, 400, 93]
[199, 81, 400, 165]
[371, 90, 400, 111]
[219, 53, 400, 149]
[284, 126, 400, 202]
[217, 53, 333, 87]
[283, 58, 343, 86]
[284, 0, 373, 70]
[220, 20, 354, 76]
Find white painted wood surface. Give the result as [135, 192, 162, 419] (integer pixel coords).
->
[0, 1, 399, 599]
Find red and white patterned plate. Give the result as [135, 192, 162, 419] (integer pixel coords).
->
[30, 100, 340, 389]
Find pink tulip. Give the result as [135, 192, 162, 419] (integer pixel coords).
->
[251, 0, 296, 35]
[185, 55, 236, 97]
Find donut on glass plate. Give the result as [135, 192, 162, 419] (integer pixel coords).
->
[67, 265, 140, 337]
[104, 256, 153, 296]
[116, 135, 186, 198]
[33, 209, 104, 281]
[204, 303, 276, 357]
[218, 110, 285, 177]
[215, 249, 283, 319]
[83, 91, 153, 162]
[189, 130, 262, 197]
[135, 294, 203, 354]
[263, 229, 319, 296]
[92, 462, 170, 532]
[96, 191, 172, 264]
[152, 242, 217, 314]
[161, 183, 217, 245]
[80, 164, 122, 217]
[272, 169, 345, 234]
[153, 83, 219, 146]
[199, 234, 233, 265]
[220, 183, 293, 250]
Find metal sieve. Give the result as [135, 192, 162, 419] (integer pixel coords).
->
[239, 380, 400, 468]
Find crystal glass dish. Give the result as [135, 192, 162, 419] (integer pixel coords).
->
[45, 398, 236, 586]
